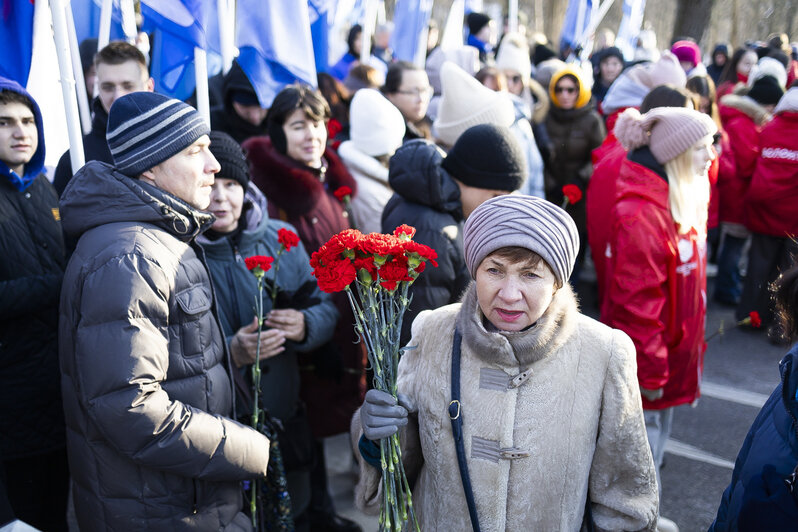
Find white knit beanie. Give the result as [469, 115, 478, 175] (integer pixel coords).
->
[433, 61, 516, 147]
[614, 107, 718, 164]
[495, 33, 532, 80]
[349, 89, 406, 157]
[748, 57, 788, 89]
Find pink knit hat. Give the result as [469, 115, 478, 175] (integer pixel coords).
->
[671, 40, 702, 69]
[614, 107, 718, 164]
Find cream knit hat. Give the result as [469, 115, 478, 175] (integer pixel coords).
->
[495, 33, 532, 80]
[433, 61, 516, 147]
[349, 89, 406, 157]
[614, 107, 718, 164]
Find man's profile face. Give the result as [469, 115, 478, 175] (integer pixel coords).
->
[141, 135, 221, 210]
[97, 60, 153, 114]
[0, 101, 38, 176]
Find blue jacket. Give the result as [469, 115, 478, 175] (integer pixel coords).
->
[709, 344, 798, 531]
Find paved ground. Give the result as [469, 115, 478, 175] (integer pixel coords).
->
[327, 276, 792, 532]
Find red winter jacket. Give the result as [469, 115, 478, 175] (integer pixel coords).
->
[717, 95, 770, 225]
[605, 155, 707, 410]
[587, 137, 627, 313]
[746, 110, 798, 236]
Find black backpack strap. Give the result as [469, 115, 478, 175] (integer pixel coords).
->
[449, 328, 481, 532]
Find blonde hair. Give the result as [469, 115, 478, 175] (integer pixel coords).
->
[663, 138, 712, 234]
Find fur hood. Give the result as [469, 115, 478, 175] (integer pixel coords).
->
[720, 93, 772, 126]
[456, 281, 579, 367]
[243, 136, 357, 218]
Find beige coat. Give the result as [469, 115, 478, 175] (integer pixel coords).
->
[352, 283, 658, 531]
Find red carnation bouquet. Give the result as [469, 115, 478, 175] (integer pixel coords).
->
[310, 224, 436, 532]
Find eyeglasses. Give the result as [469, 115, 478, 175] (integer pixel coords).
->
[555, 86, 577, 94]
[396, 87, 434, 99]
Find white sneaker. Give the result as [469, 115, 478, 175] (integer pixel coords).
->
[657, 516, 679, 532]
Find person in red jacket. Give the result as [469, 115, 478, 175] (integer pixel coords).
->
[607, 107, 717, 531]
[714, 75, 782, 306]
[738, 85, 798, 337]
[588, 85, 694, 318]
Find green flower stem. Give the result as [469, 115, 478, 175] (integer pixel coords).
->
[249, 276, 265, 529]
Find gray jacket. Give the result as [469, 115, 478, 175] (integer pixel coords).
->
[59, 161, 270, 531]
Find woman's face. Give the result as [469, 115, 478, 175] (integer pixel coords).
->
[504, 69, 523, 96]
[554, 77, 579, 110]
[283, 108, 327, 168]
[209, 178, 245, 233]
[691, 137, 716, 176]
[737, 51, 758, 77]
[386, 69, 432, 123]
[475, 253, 557, 332]
[600, 56, 623, 85]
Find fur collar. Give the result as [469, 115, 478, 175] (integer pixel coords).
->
[720, 93, 772, 125]
[243, 137, 358, 218]
[455, 281, 579, 367]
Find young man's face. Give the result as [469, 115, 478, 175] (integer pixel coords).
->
[0, 101, 38, 176]
[140, 135, 220, 210]
[97, 60, 154, 114]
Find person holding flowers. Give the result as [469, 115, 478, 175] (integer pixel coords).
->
[352, 195, 658, 531]
[200, 131, 339, 529]
[243, 84, 364, 532]
[607, 106, 718, 532]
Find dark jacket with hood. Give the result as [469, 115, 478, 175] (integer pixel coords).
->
[53, 98, 112, 196]
[0, 77, 67, 460]
[381, 139, 471, 346]
[244, 136, 365, 438]
[709, 344, 798, 531]
[210, 61, 268, 145]
[59, 161, 270, 531]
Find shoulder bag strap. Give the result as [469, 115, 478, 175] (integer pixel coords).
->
[449, 328, 481, 532]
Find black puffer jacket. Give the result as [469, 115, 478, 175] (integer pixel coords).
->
[59, 162, 270, 531]
[210, 61, 268, 145]
[53, 98, 112, 196]
[0, 174, 66, 459]
[382, 140, 471, 346]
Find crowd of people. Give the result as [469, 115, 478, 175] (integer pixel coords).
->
[2, 10, 798, 532]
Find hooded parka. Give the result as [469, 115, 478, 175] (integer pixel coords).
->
[605, 152, 707, 410]
[352, 283, 658, 531]
[59, 161, 270, 531]
[381, 139, 472, 346]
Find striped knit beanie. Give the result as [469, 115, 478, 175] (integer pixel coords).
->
[614, 107, 717, 164]
[107, 92, 209, 177]
[463, 195, 580, 285]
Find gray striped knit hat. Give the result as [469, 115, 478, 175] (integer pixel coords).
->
[107, 92, 210, 176]
[463, 195, 580, 285]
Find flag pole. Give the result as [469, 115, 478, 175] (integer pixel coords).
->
[51, 0, 85, 174]
[440, 0, 465, 50]
[218, 0, 235, 74]
[508, 0, 519, 34]
[65, 6, 92, 135]
[98, 0, 113, 52]
[194, 47, 211, 126]
[361, 0, 378, 62]
[120, 0, 137, 44]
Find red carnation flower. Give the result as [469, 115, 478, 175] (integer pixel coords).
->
[749, 311, 762, 328]
[562, 184, 583, 207]
[277, 228, 300, 252]
[378, 256, 413, 291]
[334, 186, 352, 202]
[245, 255, 273, 272]
[403, 240, 439, 268]
[361, 233, 403, 258]
[393, 224, 416, 239]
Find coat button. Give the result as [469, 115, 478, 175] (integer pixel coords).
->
[311, 217, 318, 224]
[24, 192, 31, 199]
[41, 241, 48, 249]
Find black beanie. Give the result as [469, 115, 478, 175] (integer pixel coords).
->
[467, 12, 491, 36]
[209, 131, 250, 189]
[441, 124, 526, 192]
[748, 75, 785, 106]
[533, 44, 557, 66]
[599, 46, 625, 65]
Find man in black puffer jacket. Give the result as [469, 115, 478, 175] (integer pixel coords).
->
[0, 78, 69, 532]
[59, 92, 270, 531]
[382, 124, 525, 345]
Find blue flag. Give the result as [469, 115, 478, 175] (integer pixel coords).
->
[309, 0, 334, 74]
[390, 0, 433, 65]
[236, 0, 317, 108]
[616, 0, 646, 60]
[141, 0, 219, 101]
[70, 0, 128, 46]
[0, 0, 35, 85]
[560, 0, 593, 53]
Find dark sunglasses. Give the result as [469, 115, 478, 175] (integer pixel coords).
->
[555, 86, 577, 94]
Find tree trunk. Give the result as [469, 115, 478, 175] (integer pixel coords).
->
[672, 0, 716, 43]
